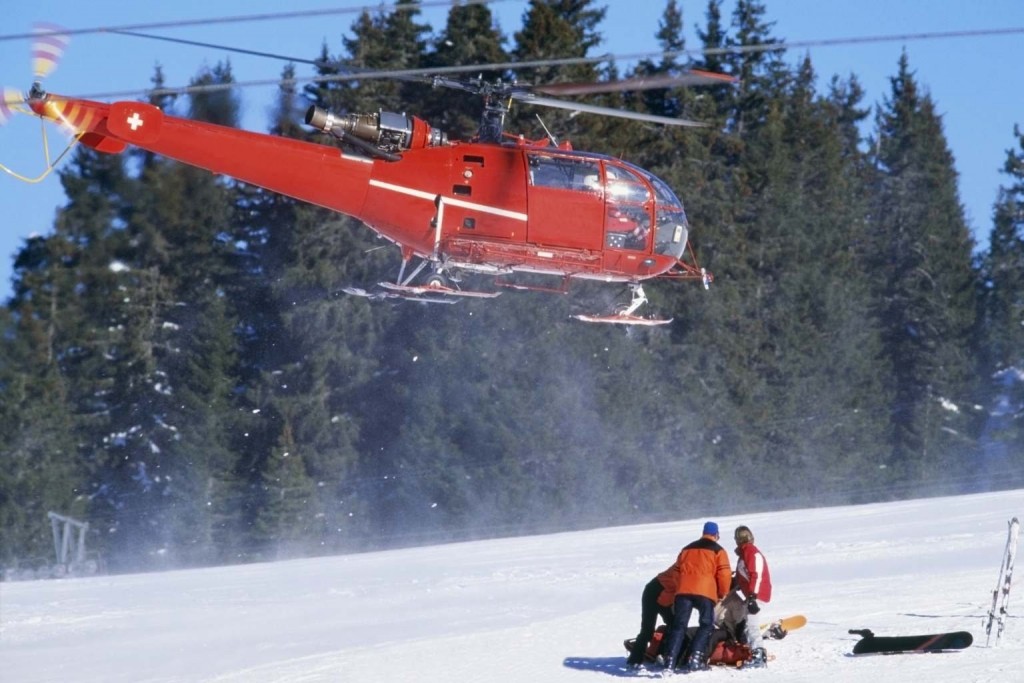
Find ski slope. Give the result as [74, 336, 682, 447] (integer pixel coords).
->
[2, 489, 1022, 682]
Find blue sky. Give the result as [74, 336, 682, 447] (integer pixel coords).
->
[2, 0, 1022, 298]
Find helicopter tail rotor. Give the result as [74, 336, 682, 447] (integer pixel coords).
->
[0, 88, 27, 125]
[0, 23, 87, 183]
[16, 24, 98, 138]
[1, 23, 69, 127]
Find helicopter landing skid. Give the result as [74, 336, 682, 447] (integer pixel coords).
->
[378, 282, 501, 299]
[572, 284, 671, 325]
[342, 285, 457, 304]
[573, 313, 672, 326]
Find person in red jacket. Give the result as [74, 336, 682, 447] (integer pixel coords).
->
[661, 521, 733, 672]
[625, 563, 678, 666]
[717, 525, 773, 668]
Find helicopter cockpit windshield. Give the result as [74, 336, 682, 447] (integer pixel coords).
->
[525, 152, 690, 260]
[624, 162, 690, 261]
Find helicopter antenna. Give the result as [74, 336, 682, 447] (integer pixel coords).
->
[534, 114, 558, 147]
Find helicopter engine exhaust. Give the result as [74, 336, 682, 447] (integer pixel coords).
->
[305, 106, 447, 161]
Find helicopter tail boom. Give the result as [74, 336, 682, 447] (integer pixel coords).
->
[29, 93, 374, 219]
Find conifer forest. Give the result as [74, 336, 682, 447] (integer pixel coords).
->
[2, 1, 1023, 574]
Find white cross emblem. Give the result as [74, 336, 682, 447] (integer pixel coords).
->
[126, 112, 144, 131]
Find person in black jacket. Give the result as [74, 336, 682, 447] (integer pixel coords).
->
[626, 563, 678, 667]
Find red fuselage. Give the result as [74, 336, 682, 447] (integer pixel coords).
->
[32, 95, 693, 283]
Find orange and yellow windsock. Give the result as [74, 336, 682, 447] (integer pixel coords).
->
[32, 23, 70, 81]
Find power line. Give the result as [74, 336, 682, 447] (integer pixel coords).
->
[106, 29, 327, 67]
[74, 23, 1024, 100]
[0, 0, 509, 42]
[66, 24, 1024, 101]
[5, 3, 1023, 100]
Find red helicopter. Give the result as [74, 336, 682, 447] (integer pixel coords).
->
[2, 26, 734, 324]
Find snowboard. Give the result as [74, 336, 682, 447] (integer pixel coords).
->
[761, 614, 807, 640]
[849, 629, 973, 655]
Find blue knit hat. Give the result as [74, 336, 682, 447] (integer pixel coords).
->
[703, 521, 719, 537]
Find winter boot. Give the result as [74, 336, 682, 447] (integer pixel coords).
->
[684, 650, 709, 672]
[626, 644, 646, 668]
[745, 647, 768, 669]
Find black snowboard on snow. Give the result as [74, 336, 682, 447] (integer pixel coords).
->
[849, 629, 973, 655]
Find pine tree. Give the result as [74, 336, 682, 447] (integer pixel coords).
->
[0, 304, 83, 568]
[744, 56, 888, 499]
[251, 417, 317, 556]
[72, 62, 248, 570]
[420, 2, 510, 139]
[868, 52, 979, 488]
[15, 145, 147, 567]
[313, 3, 432, 115]
[982, 125, 1024, 373]
[722, 0, 787, 136]
[696, 0, 728, 77]
[513, 0, 605, 83]
[510, 0, 607, 139]
[976, 124, 1024, 486]
[632, 0, 688, 120]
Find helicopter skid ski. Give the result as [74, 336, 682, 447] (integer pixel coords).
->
[343, 282, 500, 304]
[573, 284, 672, 325]
[380, 281, 500, 299]
[573, 312, 672, 326]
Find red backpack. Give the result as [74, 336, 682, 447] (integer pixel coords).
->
[637, 626, 753, 667]
[708, 637, 753, 667]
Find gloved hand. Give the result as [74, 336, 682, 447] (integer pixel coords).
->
[746, 595, 760, 614]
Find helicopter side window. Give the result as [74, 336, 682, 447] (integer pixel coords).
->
[528, 155, 602, 194]
[653, 207, 689, 260]
[604, 164, 652, 251]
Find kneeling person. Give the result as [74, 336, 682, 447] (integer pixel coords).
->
[717, 525, 772, 668]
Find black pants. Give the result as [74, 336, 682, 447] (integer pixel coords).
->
[629, 577, 673, 661]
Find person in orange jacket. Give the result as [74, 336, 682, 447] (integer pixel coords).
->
[716, 525, 773, 668]
[626, 563, 678, 666]
[660, 521, 732, 672]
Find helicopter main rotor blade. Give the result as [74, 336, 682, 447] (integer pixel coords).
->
[535, 69, 736, 97]
[510, 92, 708, 128]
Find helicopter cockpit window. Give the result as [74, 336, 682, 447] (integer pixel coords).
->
[604, 164, 652, 251]
[605, 164, 652, 203]
[653, 207, 689, 259]
[625, 162, 689, 260]
[527, 155, 602, 193]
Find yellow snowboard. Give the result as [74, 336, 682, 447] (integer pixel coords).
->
[761, 615, 807, 639]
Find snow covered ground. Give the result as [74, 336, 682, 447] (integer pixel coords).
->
[2, 489, 1022, 682]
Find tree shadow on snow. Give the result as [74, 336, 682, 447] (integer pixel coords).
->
[562, 656, 658, 678]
